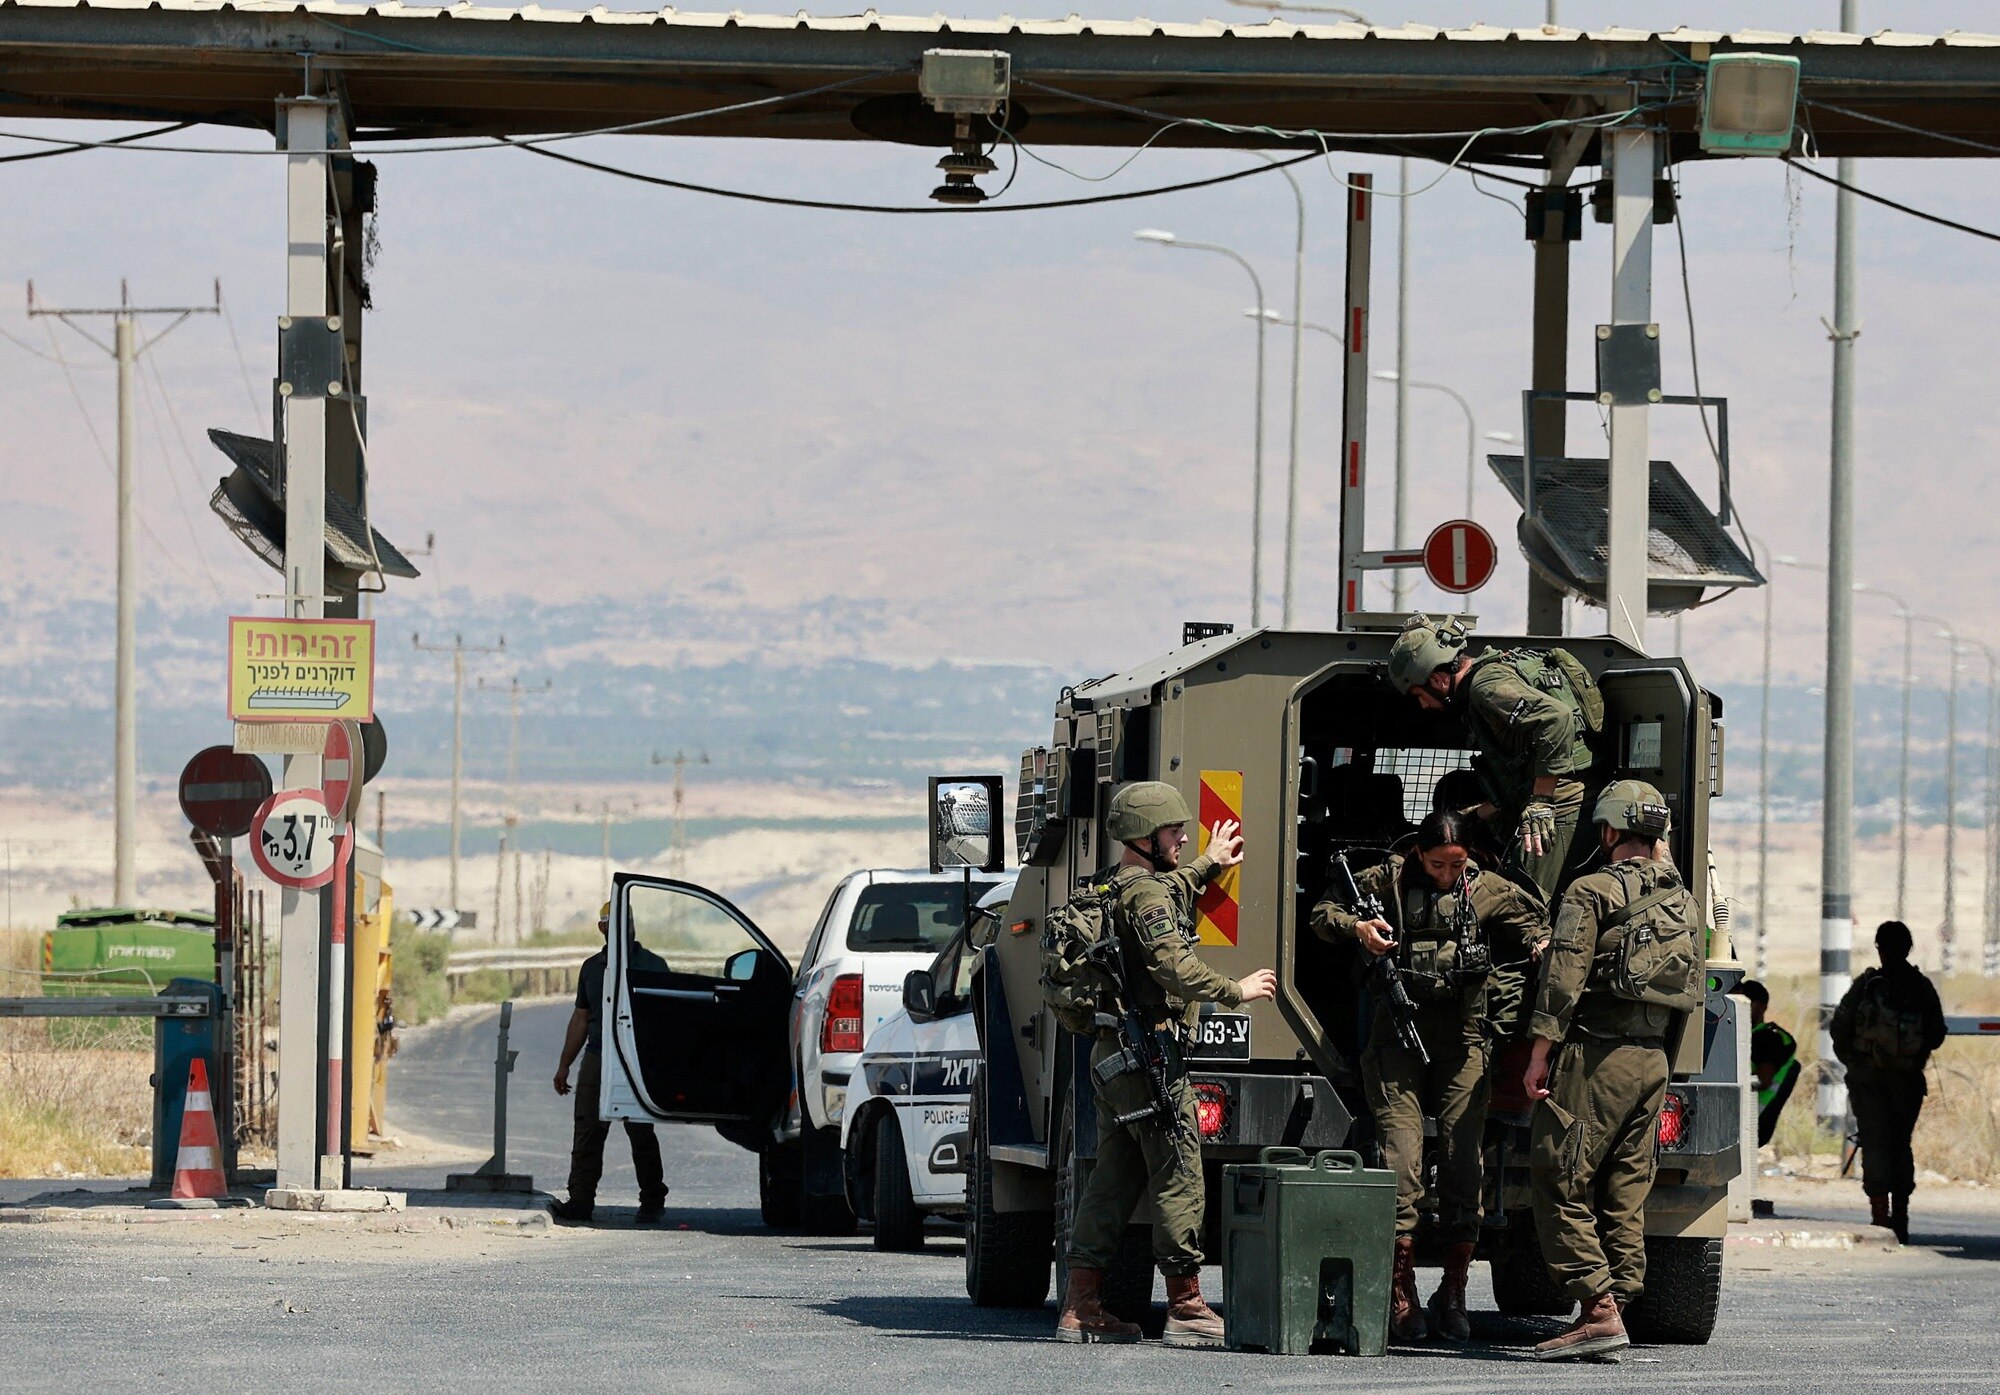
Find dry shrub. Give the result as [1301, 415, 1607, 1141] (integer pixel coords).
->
[0, 928, 151, 1177]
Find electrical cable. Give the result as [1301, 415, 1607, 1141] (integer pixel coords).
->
[134, 353, 228, 600]
[501, 136, 1323, 214]
[1801, 98, 2000, 160]
[0, 320, 105, 366]
[1782, 156, 2000, 245]
[216, 284, 265, 418]
[0, 120, 191, 163]
[0, 70, 904, 160]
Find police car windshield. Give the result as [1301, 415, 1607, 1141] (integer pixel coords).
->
[847, 880, 1001, 953]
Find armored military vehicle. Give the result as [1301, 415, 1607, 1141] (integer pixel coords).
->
[963, 625, 1740, 1343]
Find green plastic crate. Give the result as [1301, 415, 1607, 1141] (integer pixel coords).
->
[1222, 1147, 1396, 1356]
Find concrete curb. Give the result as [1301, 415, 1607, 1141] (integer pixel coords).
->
[1728, 1222, 1899, 1252]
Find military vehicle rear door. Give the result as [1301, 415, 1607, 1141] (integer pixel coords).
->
[603, 872, 792, 1126]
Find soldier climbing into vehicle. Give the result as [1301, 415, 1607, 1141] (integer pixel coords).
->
[1312, 809, 1550, 1344]
[1048, 780, 1277, 1348]
[1387, 615, 1606, 902]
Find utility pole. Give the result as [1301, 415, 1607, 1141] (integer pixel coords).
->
[1818, 0, 1862, 1133]
[27, 280, 218, 906]
[652, 748, 710, 887]
[1751, 536, 1772, 980]
[578, 798, 635, 901]
[1924, 620, 1963, 975]
[412, 633, 504, 912]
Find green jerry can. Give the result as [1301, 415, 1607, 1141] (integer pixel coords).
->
[1221, 1147, 1396, 1356]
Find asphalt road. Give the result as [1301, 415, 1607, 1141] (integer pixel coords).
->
[6, 999, 2000, 1392]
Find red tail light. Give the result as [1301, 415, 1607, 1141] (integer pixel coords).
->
[1657, 1091, 1690, 1151]
[1193, 1082, 1230, 1140]
[822, 973, 865, 1054]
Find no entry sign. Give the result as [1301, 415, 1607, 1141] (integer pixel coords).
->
[1422, 519, 1498, 595]
[178, 746, 273, 839]
[322, 720, 361, 824]
[249, 789, 341, 889]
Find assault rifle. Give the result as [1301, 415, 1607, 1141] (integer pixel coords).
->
[1080, 935, 1198, 1164]
[1331, 851, 1432, 1067]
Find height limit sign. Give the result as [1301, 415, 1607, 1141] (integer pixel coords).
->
[249, 789, 341, 890]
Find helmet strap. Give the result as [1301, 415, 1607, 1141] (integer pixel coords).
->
[1127, 834, 1176, 873]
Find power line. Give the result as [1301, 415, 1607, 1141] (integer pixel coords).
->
[1783, 156, 2000, 246]
[1802, 98, 2000, 160]
[133, 354, 226, 599]
[215, 283, 264, 417]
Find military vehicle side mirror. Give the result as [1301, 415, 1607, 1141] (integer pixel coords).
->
[927, 774, 1005, 874]
[903, 968, 938, 1022]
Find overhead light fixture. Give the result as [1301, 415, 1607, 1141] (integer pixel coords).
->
[1700, 53, 1801, 156]
[920, 49, 1010, 204]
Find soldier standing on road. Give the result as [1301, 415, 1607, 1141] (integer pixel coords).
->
[1057, 781, 1278, 1348]
[1831, 921, 1948, 1244]
[1312, 810, 1549, 1344]
[1523, 781, 1703, 1362]
[551, 902, 669, 1225]
[1387, 616, 1603, 902]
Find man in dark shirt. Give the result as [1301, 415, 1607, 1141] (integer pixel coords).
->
[1831, 921, 1949, 1243]
[552, 902, 668, 1223]
[1738, 980, 1800, 1148]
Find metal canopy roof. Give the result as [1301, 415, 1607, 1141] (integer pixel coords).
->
[3, 4, 2000, 159]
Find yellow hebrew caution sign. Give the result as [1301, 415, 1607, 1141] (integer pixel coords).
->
[228, 617, 375, 722]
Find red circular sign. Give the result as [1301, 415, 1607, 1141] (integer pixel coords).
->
[321, 720, 360, 824]
[249, 789, 341, 889]
[178, 746, 274, 839]
[1422, 519, 1498, 595]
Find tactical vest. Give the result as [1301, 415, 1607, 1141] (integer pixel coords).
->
[1382, 856, 1484, 1010]
[1111, 865, 1205, 1030]
[1463, 647, 1601, 802]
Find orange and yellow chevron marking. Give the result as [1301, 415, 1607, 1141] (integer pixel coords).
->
[1195, 770, 1243, 947]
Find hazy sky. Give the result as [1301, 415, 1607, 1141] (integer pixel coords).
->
[3, 0, 1997, 686]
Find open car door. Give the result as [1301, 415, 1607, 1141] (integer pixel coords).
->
[603, 872, 792, 1130]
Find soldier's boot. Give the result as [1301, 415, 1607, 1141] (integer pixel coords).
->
[1390, 1236, 1429, 1343]
[1426, 1242, 1476, 1343]
[634, 1189, 669, 1225]
[1891, 1193, 1911, 1245]
[1162, 1273, 1226, 1348]
[548, 1196, 594, 1224]
[1532, 1293, 1629, 1363]
[1869, 1194, 1893, 1230]
[1056, 1268, 1141, 1344]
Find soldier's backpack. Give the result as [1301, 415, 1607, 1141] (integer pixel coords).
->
[1850, 970, 1930, 1070]
[1498, 646, 1606, 735]
[1592, 869, 1705, 1012]
[1039, 871, 1126, 1035]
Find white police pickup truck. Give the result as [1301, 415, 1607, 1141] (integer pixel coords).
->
[839, 880, 1013, 1250]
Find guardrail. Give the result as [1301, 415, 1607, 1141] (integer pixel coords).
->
[443, 947, 732, 1000]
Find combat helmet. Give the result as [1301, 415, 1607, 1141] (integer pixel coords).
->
[1106, 781, 1193, 843]
[1387, 614, 1470, 694]
[1593, 780, 1672, 837]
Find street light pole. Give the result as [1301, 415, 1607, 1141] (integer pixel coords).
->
[1852, 583, 1916, 921]
[1254, 155, 1309, 631]
[414, 633, 505, 912]
[1137, 230, 1269, 626]
[1392, 158, 1413, 611]
[1923, 619, 1963, 976]
[1373, 370, 1484, 519]
[1818, 0, 1863, 1132]
[1750, 536, 1774, 980]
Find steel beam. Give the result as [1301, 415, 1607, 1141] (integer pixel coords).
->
[1601, 125, 1655, 652]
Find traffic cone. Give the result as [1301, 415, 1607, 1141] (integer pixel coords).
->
[169, 1058, 227, 1200]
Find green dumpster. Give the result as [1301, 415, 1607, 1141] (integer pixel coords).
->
[1221, 1147, 1396, 1356]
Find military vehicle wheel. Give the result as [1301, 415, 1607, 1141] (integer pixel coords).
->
[1491, 1221, 1571, 1317]
[1624, 1235, 1722, 1345]
[759, 1144, 802, 1229]
[965, 1074, 1055, 1307]
[1054, 1090, 1159, 1333]
[873, 1114, 925, 1252]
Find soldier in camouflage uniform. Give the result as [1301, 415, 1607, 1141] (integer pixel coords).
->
[1058, 781, 1278, 1347]
[1312, 810, 1549, 1343]
[1522, 781, 1697, 1362]
[1388, 616, 1602, 902]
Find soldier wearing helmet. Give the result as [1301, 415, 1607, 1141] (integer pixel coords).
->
[1522, 781, 1700, 1362]
[1387, 616, 1603, 902]
[1057, 781, 1278, 1348]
